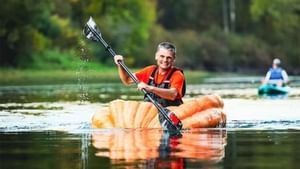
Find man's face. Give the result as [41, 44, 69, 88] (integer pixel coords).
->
[155, 48, 175, 70]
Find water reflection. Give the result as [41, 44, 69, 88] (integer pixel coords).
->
[92, 129, 227, 168]
[1, 130, 299, 169]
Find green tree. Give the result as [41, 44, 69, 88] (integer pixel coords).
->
[0, 0, 54, 67]
[157, 0, 222, 31]
[251, 0, 300, 73]
[80, 0, 157, 66]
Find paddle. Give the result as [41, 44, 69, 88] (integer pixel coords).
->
[83, 17, 182, 132]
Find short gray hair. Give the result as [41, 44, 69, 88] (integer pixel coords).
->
[157, 42, 176, 56]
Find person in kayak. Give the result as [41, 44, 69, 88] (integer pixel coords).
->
[114, 42, 185, 107]
[262, 58, 289, 86]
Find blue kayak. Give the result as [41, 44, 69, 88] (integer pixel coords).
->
[258, 84, 290, 95]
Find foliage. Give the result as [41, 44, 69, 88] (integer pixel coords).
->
[162, 27, 271, 73]
[157, 0, 222, 31]
[0, 0, 300, 74]
[82, 0, 157, 66]
[250, 0, 300, 73]
[0, 0, 53, 67]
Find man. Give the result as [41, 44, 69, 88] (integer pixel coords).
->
[262, 58, 289, 86]
[114, 42, 185, 107]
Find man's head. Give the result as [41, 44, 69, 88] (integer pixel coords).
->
[273, 58, 281, 66]
[155, 42, 176, 70]
[157, 42, 176, 57]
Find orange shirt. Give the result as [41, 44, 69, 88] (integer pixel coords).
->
[135, 65, 184, 99]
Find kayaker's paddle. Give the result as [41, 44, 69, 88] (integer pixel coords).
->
[83, 17, 182, 132]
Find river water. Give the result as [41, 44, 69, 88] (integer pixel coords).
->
[0, 77, 300, 169]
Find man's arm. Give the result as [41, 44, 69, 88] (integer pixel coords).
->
[117, 64, 134, 85]
[265, 71, 271, 81]
[137, 82, 178, 100]
[262, 71, 271, 84]
[114, 55, 133, 85]
[282, 70, 289, 83]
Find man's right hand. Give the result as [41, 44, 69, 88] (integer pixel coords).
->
[137, 82, 154, 92]
[114, 55, 123, 65]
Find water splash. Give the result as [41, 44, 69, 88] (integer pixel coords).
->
[76, 40, 90, 103]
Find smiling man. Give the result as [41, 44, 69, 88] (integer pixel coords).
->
[114, 42, 185, 107]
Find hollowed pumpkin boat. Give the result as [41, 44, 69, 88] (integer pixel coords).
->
[92, 94, 226, 129]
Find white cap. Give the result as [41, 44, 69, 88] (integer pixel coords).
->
[273, 58, 281, 65]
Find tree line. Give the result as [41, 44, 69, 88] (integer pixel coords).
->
[0, 0, 299, 74]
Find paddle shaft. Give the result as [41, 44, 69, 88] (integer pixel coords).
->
[86, 26, 180, 131]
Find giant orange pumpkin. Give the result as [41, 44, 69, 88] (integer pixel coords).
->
[91, 94, 226, 129]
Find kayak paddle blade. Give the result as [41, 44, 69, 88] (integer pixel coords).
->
[83, 17, 101, 42]
[159, 108, 183, 131]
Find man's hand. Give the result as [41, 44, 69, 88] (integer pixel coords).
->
[114, 55, 123, 65]
[137, 82, 154, 92]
